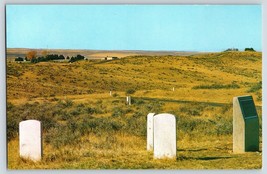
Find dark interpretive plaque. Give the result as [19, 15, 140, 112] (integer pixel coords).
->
[233, 95, 259, 153]
[238, 96, 258, 119]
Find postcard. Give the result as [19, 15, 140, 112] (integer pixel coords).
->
[6, 4, 262, 169]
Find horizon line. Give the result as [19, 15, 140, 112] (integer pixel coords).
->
[7, 47, 262, 53]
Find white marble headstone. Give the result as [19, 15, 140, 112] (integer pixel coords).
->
[153, 113, 176, 159]
[19, 120, 42, 161]
[147, 113, 156, 151]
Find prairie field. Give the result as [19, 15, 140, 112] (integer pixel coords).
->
[6, 50, 262, 169]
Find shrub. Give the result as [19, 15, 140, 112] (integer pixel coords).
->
[85, 106, 97, 114]
[78, 117, 97, 135]
[178, 118, 198, 132]
[112, 107, 125, 117]
[45, 125, 81, 148]
[247, 81, 262, 93]
[192, 83, 240, 90]
[60, 111, 71, 120]
[7, 113, 20, 141]
[133, 99, 145, 105]
[7, 65, 23, 77]
[257, 92, 262, 101]
[110, 120, 124, 131]
[112, 93, 119, 97]
[144, 100, 163, 113]
[7, 102, 58, 141]
[126, 89, 136, 95]
[126, 116, 146, 136]
[179, 103, 208, 117]
[63, 99, 74, 107]
[214, 115, 232, 135]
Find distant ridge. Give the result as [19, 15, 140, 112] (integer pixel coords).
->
[6, 48, 201, 60]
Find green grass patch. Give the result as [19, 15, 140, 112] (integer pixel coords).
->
[247, 81, 262, 93]
[192, 83, 240, 90]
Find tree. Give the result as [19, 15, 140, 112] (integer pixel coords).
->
[15, 57, 24, 61]
[59, 55, 65, 60]
[31, 58, 38, 63]
[244, 48, 255, 52]
[68, 54, 85, 62]
[26, 51, 37, 61]
[224, 48, 239, 52]
[41, 50, 48, 57]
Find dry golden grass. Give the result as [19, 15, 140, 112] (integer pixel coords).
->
[7, 51, 262, 104]
[8, 133, 262, 169]
[7, 50, 262, 169]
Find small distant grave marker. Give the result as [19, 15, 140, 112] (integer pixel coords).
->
[19, 120, 42, 161]
[147, 113, 156, 151]
[153, 113, 176, 159]
[233, 96, 259, 153]
[126, 96, 131, 105]
[110, 90, 112, 96]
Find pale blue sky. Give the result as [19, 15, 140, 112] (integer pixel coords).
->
[6, 5, 262, 51]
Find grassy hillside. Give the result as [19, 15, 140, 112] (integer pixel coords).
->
[7, 51, 262, 169]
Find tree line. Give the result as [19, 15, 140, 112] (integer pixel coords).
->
[224, 47, 256, 52]
[15, 50, 85, 63]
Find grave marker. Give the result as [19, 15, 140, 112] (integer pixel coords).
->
[19, 120, 42, 161]
[233, 96, 259, 153]
[147, 113, 156, 151]
[153, 113, 176, 159]
[126, 96, 131, 105]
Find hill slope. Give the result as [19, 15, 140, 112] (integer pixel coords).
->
[6, 51, 262, 169]
[7, 51, 262, 105]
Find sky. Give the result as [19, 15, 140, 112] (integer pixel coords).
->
[6, 5, 262, 52]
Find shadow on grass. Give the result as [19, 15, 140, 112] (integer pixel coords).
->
[196, 156, 232, 161]
[176, 155, 232, 161]
[178, 148, 208, 152]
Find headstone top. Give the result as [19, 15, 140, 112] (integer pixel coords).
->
[20, 119, 40, 124]
[154, 113, 176, 120]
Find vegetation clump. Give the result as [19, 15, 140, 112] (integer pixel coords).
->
[247, 81, 262, 93]
[245, 48, 256, 52]
[31, 54, 66, 63]
[69, 54, 85, 63]
[192, 83, 240, 90]
[15, 57, 24, 61]
[224, 48, 239, 52]
[126, 89, 136, 95]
